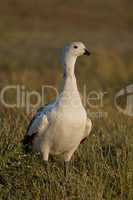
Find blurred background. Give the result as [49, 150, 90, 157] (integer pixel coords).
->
[0, 0, 133, 92]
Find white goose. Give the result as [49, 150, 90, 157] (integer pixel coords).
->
[23, 42, 92, 175]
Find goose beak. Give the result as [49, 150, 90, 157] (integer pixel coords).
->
[84, 49, 91, 56]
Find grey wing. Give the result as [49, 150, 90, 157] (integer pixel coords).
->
[23, 112, 49, 146]
[22, 97, 59, 148]
[26, 98, 58, 136]
[26, 113, 48, 136]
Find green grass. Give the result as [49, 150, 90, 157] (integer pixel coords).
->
[0, 0, 133, 199]
[0, 108, 133, 199]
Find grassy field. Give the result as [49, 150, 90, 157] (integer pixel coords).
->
[0, 1, 133, 199]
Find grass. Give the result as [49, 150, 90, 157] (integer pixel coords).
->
[0, 0, 133, 199]
[0, 107, 133, 199]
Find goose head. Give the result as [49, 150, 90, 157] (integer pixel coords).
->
[64, 41, 91, 57]
[62, 42, 91, 78]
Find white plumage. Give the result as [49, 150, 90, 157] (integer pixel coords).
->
[24, 41, 92, 173]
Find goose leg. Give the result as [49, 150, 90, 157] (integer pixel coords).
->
[42, 143, 50, 176]
[43, 160, 51, 187]
[64, 161, 69, 177]
[64, 147, 77, 178]
[44, 160, 49, 174]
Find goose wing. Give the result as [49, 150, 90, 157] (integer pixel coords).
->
[26, 99, 57, 136]
[22, 99, 58, 146]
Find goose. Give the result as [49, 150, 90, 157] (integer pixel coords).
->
[23, 42, 92, 176]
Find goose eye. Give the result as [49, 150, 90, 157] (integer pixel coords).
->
[74, 45, 78, 49]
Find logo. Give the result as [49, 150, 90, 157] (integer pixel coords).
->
[115, 84, 133, 116]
